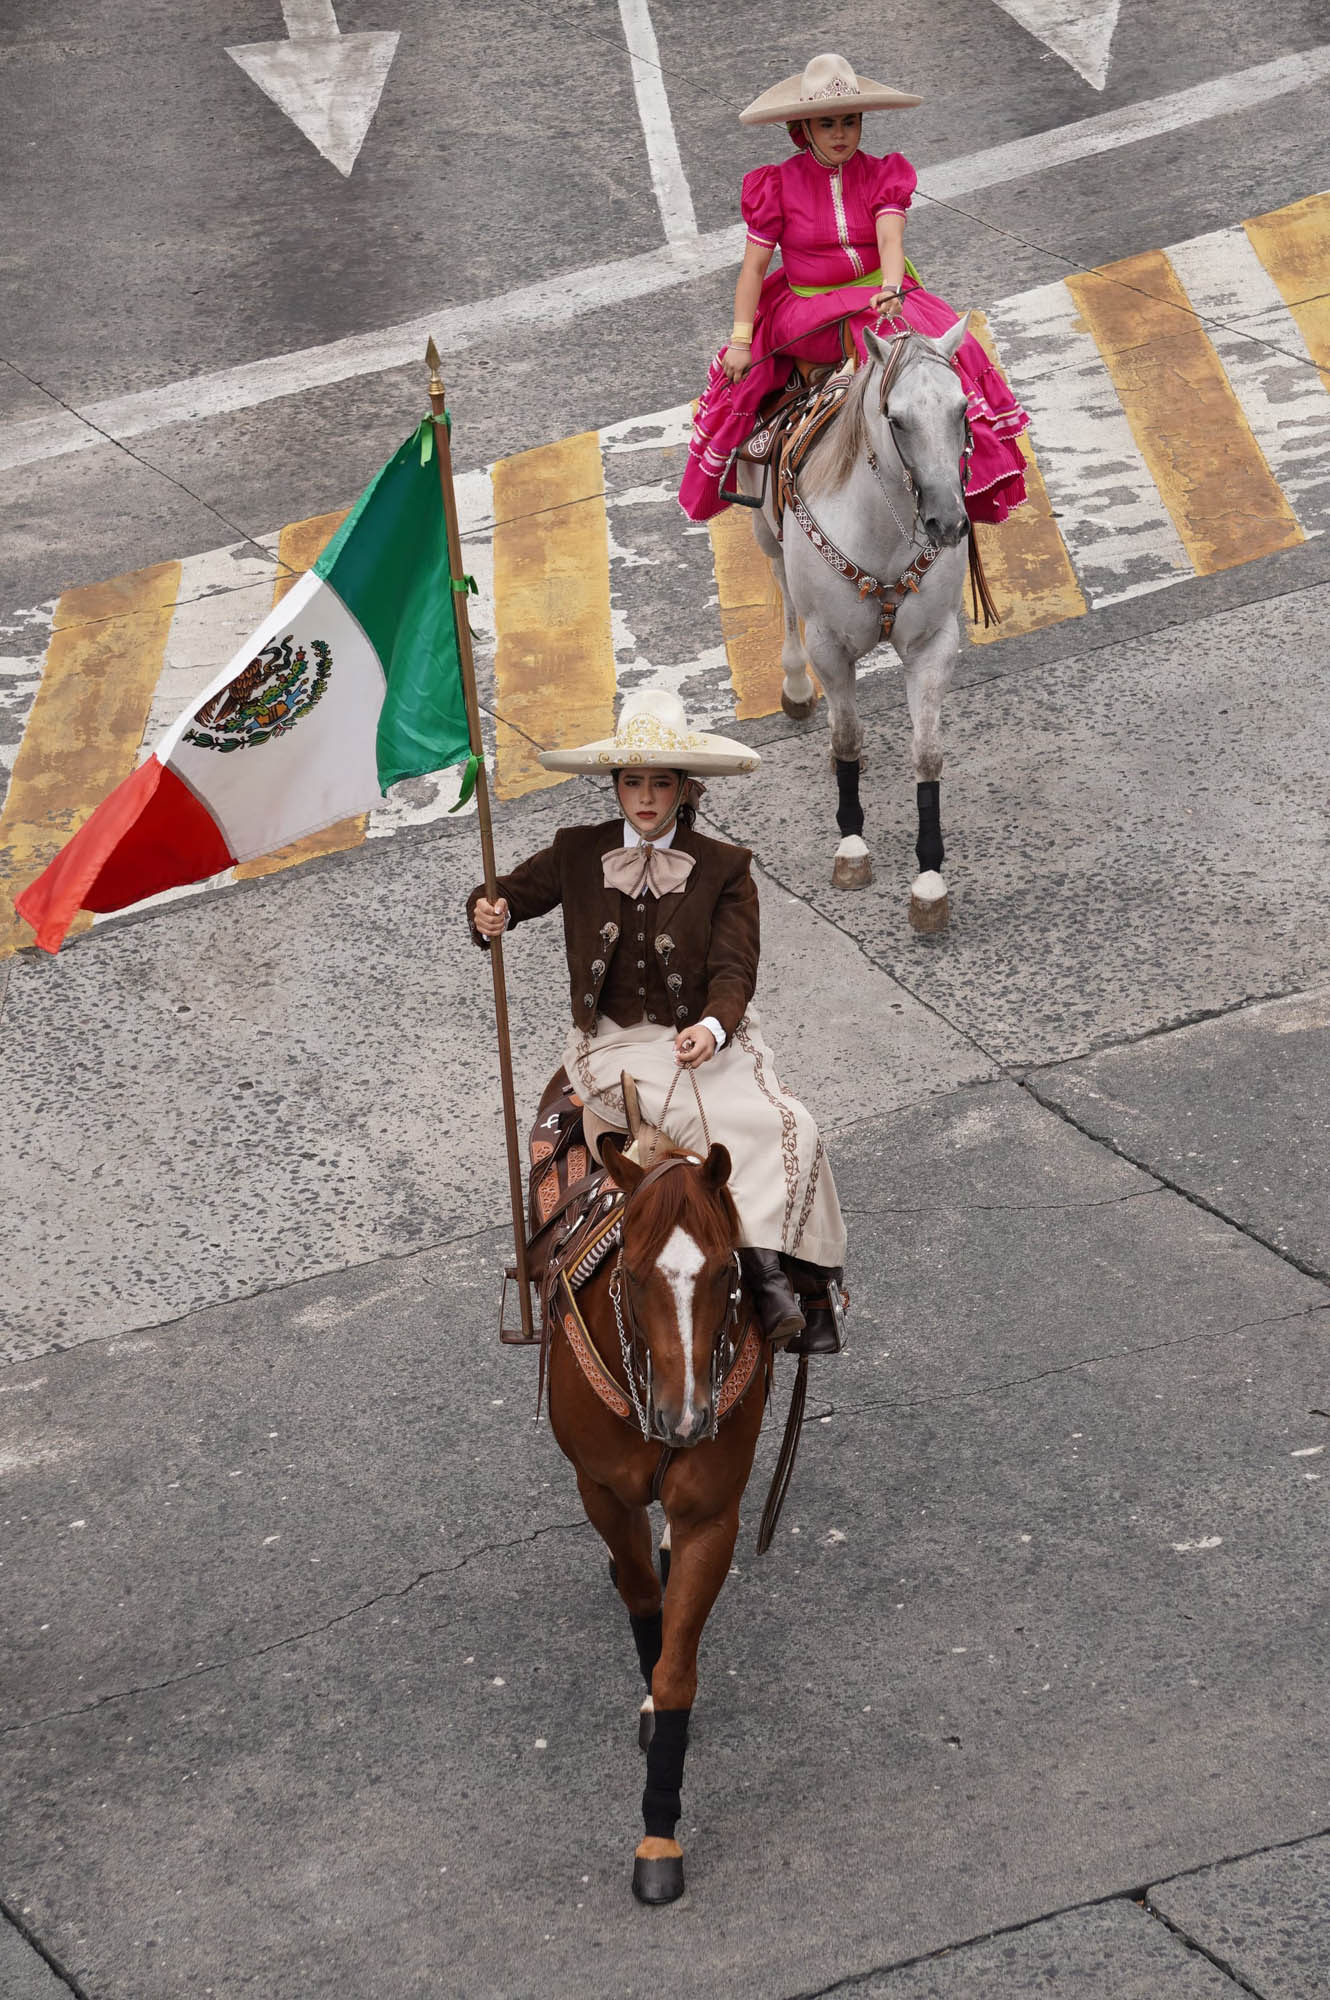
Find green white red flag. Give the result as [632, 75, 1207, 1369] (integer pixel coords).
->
[18, 423, 478, 954]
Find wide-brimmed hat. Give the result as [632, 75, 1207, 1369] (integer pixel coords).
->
[537, 688, 759, 777]
[740, 52, 921, 126]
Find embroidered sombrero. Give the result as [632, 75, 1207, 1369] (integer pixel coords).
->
[537, 688, 760, 777]
[740, 52, 921, 126]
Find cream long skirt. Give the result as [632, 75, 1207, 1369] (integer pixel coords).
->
[563, 1010, 847, 1269]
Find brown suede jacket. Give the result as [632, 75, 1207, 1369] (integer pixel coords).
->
[466, 818, 759, 1036]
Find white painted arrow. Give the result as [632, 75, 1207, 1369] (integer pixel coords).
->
[991, 0, 1120, 90]
[228, 0, 400, 177]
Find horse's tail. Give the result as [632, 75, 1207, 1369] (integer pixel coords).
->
[967, 528, 1002, 631]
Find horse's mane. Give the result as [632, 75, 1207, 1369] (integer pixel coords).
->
[621, 1149, 740, 1271]
[799, 361, 877, 498]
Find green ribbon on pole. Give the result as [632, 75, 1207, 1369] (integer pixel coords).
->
[416, 407, 453, 465]
[447, 753, 483, 813]
[451, 574, 477, 595]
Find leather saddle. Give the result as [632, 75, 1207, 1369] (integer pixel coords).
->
[722, 364, 851, 526]
[501, 1069, 625, 1346]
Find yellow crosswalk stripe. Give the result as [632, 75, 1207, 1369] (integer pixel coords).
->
[1, 561, 180, 957]
[707, 505, 787, 719]
[270, 510, 348, 606]
[234, 510, 364, 880]
[1066, 251, 1303, 574]
[1244, 190, 1330, 379]
[966, 311, 1088, 644]
[491, 433, 615, 799]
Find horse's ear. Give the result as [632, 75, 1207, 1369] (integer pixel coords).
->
[862, 324, 889, 371]
[621, 1071, 642, 1141]
[602, 1133, 646, 1195]
[934, 312, 970, 364]
[701, 1142, 732, 1189]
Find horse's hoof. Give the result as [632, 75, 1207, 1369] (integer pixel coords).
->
[638, 1696, 655, 1752]
[633, 1842, 685, 1905]
[781, 686, 818, 721]
[909, 870, 949, 933]
[832, 835, 873, 891]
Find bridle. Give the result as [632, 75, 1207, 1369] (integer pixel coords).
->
[870, 325, 974, 530]
[606, 1156, 744, 1446]
[780, 323, 974, 641]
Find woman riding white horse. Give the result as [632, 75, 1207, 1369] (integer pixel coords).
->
[679, 51, 1029, 528]
[467, 687, 846, 1353]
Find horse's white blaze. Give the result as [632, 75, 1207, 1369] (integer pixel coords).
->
[657, 1224, 707, 1431]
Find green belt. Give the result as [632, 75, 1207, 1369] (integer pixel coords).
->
[788, 256, 921, 298]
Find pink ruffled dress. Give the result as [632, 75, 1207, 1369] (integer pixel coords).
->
[679, 148, 1029, 526]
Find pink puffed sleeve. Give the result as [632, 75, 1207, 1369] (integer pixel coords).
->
[740, 164, 783, 249]
[868, 151, 917, 218]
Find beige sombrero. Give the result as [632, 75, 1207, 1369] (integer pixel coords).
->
[538, 688, 759, 777]
[740, 51, 921, 126]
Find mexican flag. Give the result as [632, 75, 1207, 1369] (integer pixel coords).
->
[17, 422, 478, 954]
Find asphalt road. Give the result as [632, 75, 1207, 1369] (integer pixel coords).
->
[2, 3, 1330, 1995]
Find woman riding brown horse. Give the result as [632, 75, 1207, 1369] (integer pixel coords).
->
[467, 685, 850, 1899]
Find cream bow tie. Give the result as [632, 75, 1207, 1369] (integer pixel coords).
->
[602, 843, 696, 899]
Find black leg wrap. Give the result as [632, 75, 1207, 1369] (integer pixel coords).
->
[835, 758, 865, 838]
[641, 1707, 690, 1838]
[629, 1609, 663, 1691]
[915, 779, 944, 873]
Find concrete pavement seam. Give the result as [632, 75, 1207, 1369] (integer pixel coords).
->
[787, 1810, 1330, 2000]
[1141, 1820, 1330, 2000]
[0, 1898, 90, 1999]
[0, 1199, 542, 1364]
[788, 1880, 1264, 1992]
[839, 1184, 1164, 1217]
[1020, 1073, 1330, 1293]
[693, 826, 1007, 1078]
[1141, 1898, 1272, 2000]
[2, 1073, 1021, 1364]
[1021, 974, 1325, 1071]
[0, 1516, 591, 1741]
[810, 1298, 1330, 1424]
[0, 347, 287, 575]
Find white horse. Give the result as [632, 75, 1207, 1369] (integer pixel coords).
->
[741, 321, 975, 928]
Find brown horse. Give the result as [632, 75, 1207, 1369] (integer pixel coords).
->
[546, 1079, 768, 1905]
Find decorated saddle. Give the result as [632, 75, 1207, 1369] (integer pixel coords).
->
[723, 369, 852, 528]
[501, 1069, 623, 1348]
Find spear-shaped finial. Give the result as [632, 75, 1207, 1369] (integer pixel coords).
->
[425, 336, 444, 409]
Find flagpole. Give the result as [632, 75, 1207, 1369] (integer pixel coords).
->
[425, 340, 535, 1345]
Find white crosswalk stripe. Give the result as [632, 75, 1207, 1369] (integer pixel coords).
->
[986, 280, 1193, 605]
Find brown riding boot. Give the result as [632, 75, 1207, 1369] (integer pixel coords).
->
[783, 1262, 847, 1356]
[740, 1247, 805, 1346]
